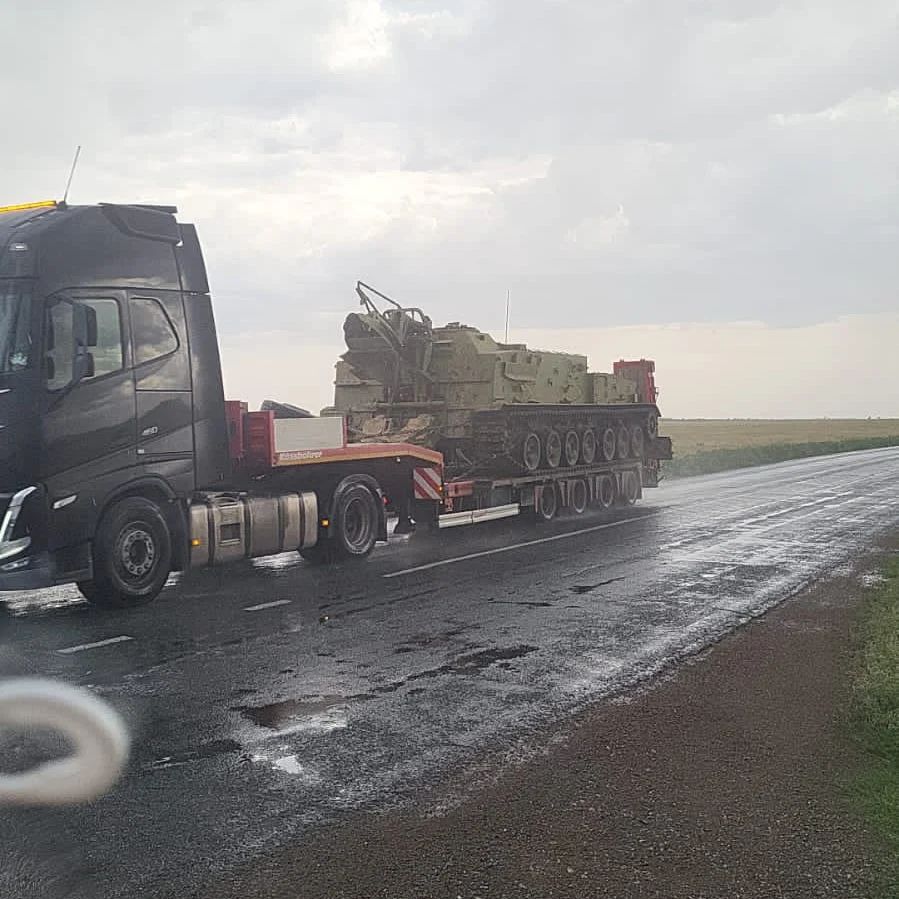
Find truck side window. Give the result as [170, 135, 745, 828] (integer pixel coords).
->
[79, 299, 123, 378]
[130, 297, 178, 365]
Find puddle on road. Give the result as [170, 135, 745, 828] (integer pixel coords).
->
[234, 695, 347, 730]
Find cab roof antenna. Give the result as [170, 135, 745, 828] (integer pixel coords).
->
[62, 145, 82, 205]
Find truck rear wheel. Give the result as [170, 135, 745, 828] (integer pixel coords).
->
[83, 497, 172, 608]
[332, 483, 379, 560]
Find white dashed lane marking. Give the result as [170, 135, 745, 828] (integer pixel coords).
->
[243, 599, 292, 612]
[57, 635, 135, 654]
[383, 512, 658, 579]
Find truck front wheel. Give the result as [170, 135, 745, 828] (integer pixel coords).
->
[80, 497, 173, 608]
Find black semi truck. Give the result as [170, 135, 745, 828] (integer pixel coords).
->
[0, 200, 442, 608]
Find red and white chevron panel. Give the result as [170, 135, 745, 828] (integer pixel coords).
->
[413, 466, 443, 501]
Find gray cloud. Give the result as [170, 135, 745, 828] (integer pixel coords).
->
[4, 0, 898, 341]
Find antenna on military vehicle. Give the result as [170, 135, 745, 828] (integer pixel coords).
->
[504, 289, 511, 344]
[62, 145, 82, 204]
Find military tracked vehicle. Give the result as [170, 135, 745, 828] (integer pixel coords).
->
[330, 283, 672, 481]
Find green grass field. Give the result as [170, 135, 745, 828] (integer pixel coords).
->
[847, 556, 899, 895]
[661, 419, 899, 478]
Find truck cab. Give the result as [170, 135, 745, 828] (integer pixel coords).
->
[0, 201, 231, 602]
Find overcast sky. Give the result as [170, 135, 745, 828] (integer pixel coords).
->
[4, 1, 898, 416]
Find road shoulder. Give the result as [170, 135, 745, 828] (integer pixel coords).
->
[196, 541, 897, 899]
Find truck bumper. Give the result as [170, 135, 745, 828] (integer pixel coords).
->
[0, 552, 53, 591]
[0, 486, 53, 592]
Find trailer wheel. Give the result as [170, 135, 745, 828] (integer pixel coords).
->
[522, 432, 542, 472]
[600, 427, 616, 462]
[597, 475, 615, 509]
[83, 497, 172, 608]
[570, 478, 589, 514]
[535, 483, 558, 521]
[622, 471, 640, 505]
[331, 484, 379, 560]
[580, 428, 597, 465]
[630, 425, 645, 459]
[544, 430, 562, 469]
[616, 424, 630, 459]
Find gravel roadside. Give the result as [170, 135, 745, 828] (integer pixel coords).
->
[197, 545, 894, 899]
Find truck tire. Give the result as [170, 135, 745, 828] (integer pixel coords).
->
[535, 483, 558, 522]
[331, 483, 379, 560]
[83, 497, 172, 608]
[597, 474, 616, 509]
[570, 478, 589, 514]
[622, 471, 640, 505]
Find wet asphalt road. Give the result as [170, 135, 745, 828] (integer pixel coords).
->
[2, 447, 899, 898]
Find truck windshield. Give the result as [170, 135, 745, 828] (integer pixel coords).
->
[0, 281, 32, 372]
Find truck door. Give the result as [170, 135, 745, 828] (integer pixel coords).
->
[40, 290, 136, 508]
[129, 292, 195, 493]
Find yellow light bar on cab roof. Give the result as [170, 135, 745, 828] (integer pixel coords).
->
[0, 200, 57, 215]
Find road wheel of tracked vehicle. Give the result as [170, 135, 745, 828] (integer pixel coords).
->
[630, 424, 645, 459]
[521, 432, 542, 472]
[332, 484, 379, 560]
[85, 497, 172, 608]
[580, 428, 597, 465]
[622, 470, 640, 505]
[544, 429, 562, 469]
[600, 427, 616, 462]
[570, 478, 589, 515]
[563, 430, 580, 467]
[597, 474, 616, 509]
[646, 412, 659, 438]
[535, 483, 559, 521]
[616, 424, 631, 459]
